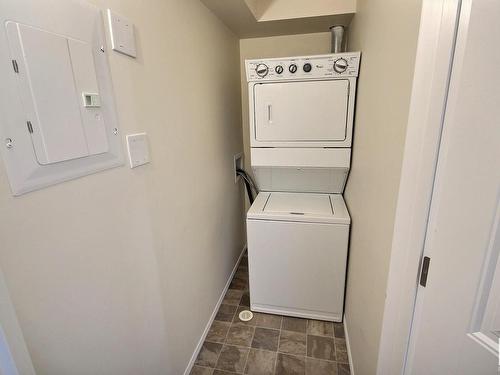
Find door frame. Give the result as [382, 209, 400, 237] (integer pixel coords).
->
[376, 0, 462, 374]
[0, 267, 35, 375]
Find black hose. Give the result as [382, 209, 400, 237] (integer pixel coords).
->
[241, 175, 254, 203]
[237, 169, 257, 193]
[236, 168, 257, 204]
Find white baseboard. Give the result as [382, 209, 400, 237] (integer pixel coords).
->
[183, 245, 247, 375]
[343, 313, 355, 375]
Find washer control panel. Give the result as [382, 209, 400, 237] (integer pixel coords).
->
[246, 52, 360, 82]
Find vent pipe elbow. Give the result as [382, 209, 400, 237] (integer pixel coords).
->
[330, 25, 345, 53]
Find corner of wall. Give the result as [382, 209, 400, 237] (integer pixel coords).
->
[342, 0, 423, 373]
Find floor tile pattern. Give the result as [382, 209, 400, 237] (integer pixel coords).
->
[192, 254, 350, 374]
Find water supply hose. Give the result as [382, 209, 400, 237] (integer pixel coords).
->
[236, 168, 258, 204]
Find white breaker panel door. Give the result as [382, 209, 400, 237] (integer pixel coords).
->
[0, 0, 123, 195]
[7, 23, 108, 164]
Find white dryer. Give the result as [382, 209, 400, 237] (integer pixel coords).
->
[245, 53, 360, 322]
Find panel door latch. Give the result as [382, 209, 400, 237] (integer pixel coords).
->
[419, 256, 431, 287]
[12, 59, 19, 73]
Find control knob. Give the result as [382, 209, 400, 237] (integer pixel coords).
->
[333, 58, 348, 73]
[255, 63, 269, 77]
[275, 65, 284, 74]
[303, 63, 312, 72]
[289, 64, 298, 74]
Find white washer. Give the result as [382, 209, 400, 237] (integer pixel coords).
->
[247, 192, 350, 321]
[245, 53, 360, 322]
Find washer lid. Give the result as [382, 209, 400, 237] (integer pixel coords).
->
[247, 192, 350, 224]
[264, 192, 333, 216]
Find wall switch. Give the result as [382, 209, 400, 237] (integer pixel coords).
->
[126, 133, 150, 168]
[107, 9, 136, 58]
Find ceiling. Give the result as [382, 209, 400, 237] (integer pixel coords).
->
[200, 0, 356, 38]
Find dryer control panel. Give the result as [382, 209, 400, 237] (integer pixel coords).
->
[246, 52, 360, 82]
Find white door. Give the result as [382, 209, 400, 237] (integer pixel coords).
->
[0, 268, 35, 375]
[253, 80, 349, 142]
[406, 0, 500, 374]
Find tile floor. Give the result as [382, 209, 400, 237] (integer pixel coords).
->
[192, 254, 350, 375]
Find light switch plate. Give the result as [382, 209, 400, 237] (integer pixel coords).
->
[126, 133, 150, 168]
[107, 9, 136, 58]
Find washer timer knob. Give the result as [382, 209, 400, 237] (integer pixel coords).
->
[333, 58, 348, 73]
[275, 65, 284, 74]
[255, 63, 269, 77]
[289, 63, 298, 73]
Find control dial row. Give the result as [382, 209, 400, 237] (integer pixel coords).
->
[255, 59, 349, 77]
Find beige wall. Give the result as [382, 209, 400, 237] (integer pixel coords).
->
[343, 1, 422, 374]
[239, 32, 331, 203]
[0, 1, 244, 374]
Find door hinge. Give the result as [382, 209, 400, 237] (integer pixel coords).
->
[12, 59, 19, 73]
[26, 121, 33, 134]
[419, 256, 431, 287]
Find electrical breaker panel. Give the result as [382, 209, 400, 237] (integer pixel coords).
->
[0, 0, 123, 195]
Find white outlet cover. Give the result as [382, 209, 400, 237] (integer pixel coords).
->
[107, 9, 136, 58]
[126, 133, 150, 168]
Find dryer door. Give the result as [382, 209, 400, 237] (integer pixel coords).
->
[253, 80, 349, 143]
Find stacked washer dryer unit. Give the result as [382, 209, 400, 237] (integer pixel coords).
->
[245, 52, 360, 322]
